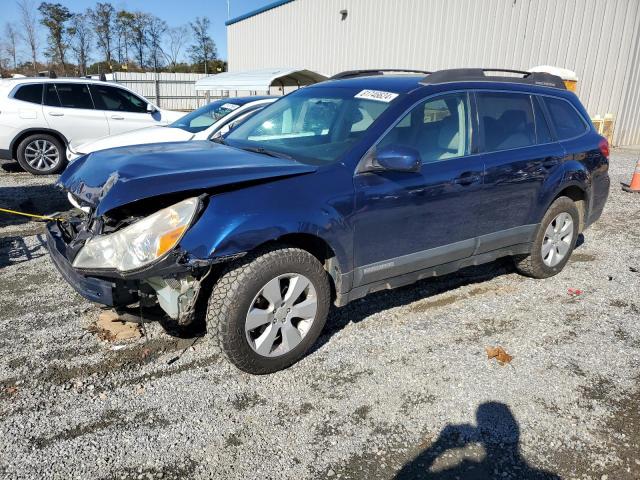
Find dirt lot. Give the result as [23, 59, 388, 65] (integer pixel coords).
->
[0, 150, 639, 480]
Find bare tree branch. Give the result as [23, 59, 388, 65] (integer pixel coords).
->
[17, 0, 39, 73]
[163, 25, 189, 72]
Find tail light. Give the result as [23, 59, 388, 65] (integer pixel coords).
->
[598, 137, 609, 159]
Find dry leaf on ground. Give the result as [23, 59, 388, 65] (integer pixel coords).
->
[485, 346, 513, 365]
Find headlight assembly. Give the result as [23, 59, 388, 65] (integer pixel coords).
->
[72, 197, 199, 272]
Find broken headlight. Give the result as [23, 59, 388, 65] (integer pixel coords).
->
[72, 197, 199, 272]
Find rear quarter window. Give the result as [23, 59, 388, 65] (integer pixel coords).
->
[13, 84, 43, 104]
[544, 96, 588, 139]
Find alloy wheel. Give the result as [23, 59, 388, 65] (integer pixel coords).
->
[24, 139, 60, 171]
[245, 273, 318, 357]
[541, 212, 574, 267]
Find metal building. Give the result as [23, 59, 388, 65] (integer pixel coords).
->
[227, 0, 640, 146]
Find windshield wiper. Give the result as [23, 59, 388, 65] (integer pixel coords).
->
[239, 146, 294, 160]
[211, 136, 226, 145]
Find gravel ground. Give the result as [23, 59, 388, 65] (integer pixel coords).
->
[0, 150, 639, 480]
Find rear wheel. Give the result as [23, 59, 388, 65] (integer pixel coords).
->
[206, 246, 331, 374]
[514, 196, 579, 278]
[16, 134, 66, 175]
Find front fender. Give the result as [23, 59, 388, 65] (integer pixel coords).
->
[178, 167, 355, 274]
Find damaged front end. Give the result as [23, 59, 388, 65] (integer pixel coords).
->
[45, 194, 213, 326]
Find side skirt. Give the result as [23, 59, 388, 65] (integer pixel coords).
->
[335, 242, 531, 306]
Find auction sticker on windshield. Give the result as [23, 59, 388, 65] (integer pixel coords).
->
[221, 103, 240, 110]
[354, 89, 399, 103]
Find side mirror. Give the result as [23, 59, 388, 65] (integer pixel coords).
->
[146, 103, 158, 114]
[372, 145, 422, 172]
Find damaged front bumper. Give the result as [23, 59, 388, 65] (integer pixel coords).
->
[46, 220, 139, 306]
[46, 218, 213, 323]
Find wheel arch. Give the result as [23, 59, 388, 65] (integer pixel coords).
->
[548, 183, 588, 232]
[10, 128, 68, 160]
[252, 233, 342, 302]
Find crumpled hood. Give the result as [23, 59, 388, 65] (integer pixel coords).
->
[59, 141, 317, 216]
[70, 126, 194, 154]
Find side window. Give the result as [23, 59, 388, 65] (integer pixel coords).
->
[44, 84, 61, 107]
[544, 96, 588, 139]
[477, 92, 536, 151]
[54, 83, 94, 109]
[13, 84, 43, 104]
[533, 96, 552, 144]
[90, 85, 148, 113]
[378, 93, 470, 163]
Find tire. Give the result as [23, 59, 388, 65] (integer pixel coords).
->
[514, 196, 580, 278]
[16, 133, 67, 175]
[206, 246, 331, 374]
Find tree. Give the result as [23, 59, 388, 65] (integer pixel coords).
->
[187, 17, 216, 75]
[130, 12, 149, 69]
[164, 25, 189, 72]
[89, 2, 115, 66]
[17, 0, 39, 73]
[71, 12, 93, 76]
[38, 2, 74, 74]
[115, 10, 135, 65]
[4, 24, 19, 70]
[146, 15, 167, 72]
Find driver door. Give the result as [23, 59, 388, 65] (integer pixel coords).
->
[352, 92, 484, 287]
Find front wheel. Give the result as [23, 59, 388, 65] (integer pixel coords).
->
[206, 246, 331, 374]
[514, 196, 580, 278]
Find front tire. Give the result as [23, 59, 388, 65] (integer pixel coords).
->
[514, 196, 579, 278]
[206, 246, 331, 374]
[16, 133, 67, 175]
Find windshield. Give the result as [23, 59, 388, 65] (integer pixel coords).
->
[224, 87, 396, 165]
[169, 99, 243, 133]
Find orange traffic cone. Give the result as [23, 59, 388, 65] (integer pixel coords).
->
[622, 156, 640, 193]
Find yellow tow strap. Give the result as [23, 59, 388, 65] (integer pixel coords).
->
[0, 207, 64, 222]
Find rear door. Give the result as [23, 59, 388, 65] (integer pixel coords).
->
[89, 84, 160, 135]
[42, 83, 109, 145]
[475, 91, 565, 249]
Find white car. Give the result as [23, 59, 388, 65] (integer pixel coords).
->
[0, 78, 182, 175]
[67, 96, 276, 162]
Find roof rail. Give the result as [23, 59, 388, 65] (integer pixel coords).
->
[420, 68, 566, 89]
[330, 69, 432, 80]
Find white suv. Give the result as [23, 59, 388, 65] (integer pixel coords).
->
[67, 96, 276, 162]
[0, 78, 182, 174]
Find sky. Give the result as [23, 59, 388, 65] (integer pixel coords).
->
[1, 0, 274, 61]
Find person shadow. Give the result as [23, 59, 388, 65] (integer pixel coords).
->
[395, 402, 561, 480]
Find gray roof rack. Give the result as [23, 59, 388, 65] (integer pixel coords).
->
[330, 69, 432, 80]
[420, 68, 566, 89]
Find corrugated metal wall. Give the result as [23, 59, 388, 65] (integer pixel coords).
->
[111, 72, 209, 111]
[228, 0, 640, 146]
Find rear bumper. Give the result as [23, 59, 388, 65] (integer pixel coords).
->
[586, 172, 610, 227]
[45, 221, 138, 306]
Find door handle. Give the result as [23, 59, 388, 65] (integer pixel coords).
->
[453, 172, 481, 186]
[111, 115, 124, 120]
[48, 112, 64, 117]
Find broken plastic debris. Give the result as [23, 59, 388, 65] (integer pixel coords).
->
[485, 346, 513, 365]
[567, 288, 583, 297]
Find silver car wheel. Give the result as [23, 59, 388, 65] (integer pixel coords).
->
[541, 212, 574, 267]
[24, 139, 60, 171]
[245, 273, 318, 357]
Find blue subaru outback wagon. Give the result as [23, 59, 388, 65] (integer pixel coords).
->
[47, 68, 610, 374]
